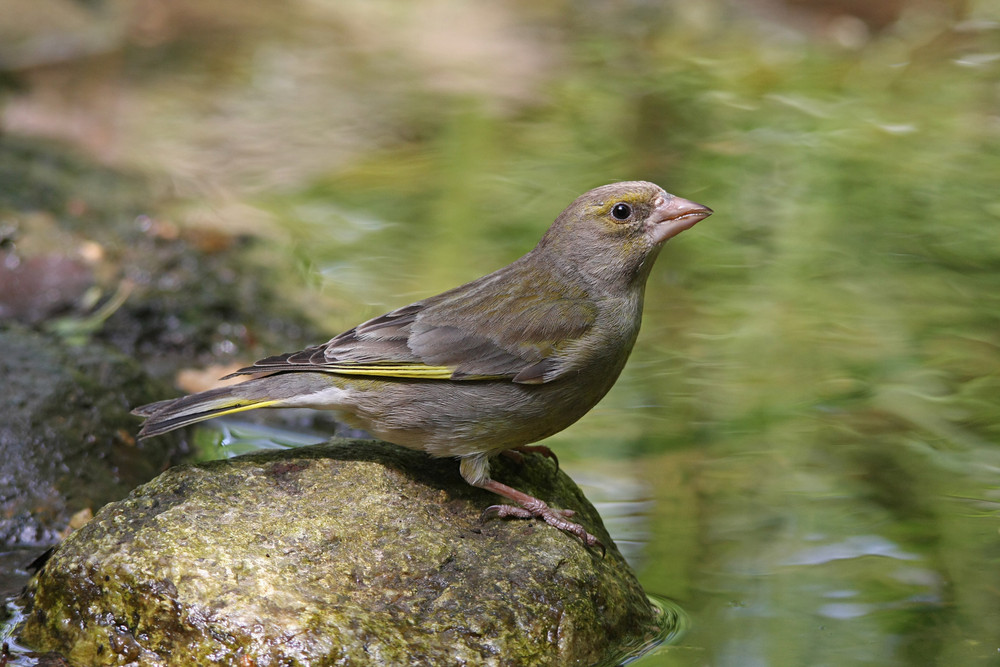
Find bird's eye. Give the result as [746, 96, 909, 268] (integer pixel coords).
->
[611, 203, 632, 221]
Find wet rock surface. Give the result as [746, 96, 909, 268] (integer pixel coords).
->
[19, 440, 661, 666]
[0, 327, 187, 546]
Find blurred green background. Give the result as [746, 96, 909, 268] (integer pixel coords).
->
[2, 0, 999, 664]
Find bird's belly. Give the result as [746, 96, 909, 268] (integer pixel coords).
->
[338, 375, 612, 459]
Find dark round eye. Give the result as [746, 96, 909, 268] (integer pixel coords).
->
[611, 203, 632, 221]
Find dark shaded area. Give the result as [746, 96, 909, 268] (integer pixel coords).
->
[0, 328, 187, 545]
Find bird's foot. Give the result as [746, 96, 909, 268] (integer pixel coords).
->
[501, 445, 559, 471]
[481, 499, 604, 555]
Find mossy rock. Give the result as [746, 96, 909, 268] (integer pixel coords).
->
[18, 439, 662, 666]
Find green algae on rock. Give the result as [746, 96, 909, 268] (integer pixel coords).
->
[18, 439, 662, 666]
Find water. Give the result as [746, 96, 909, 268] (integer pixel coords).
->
[3, 0, 1000, 664]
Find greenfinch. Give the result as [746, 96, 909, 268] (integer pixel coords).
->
[134, 181, 712, 549]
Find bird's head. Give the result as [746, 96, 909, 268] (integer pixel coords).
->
[537, 181, 712, 289]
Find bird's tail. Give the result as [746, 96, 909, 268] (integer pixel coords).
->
[133, 381, 283, 439]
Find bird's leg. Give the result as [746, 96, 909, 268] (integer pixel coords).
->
[480, 480, 603, 553]
[460, 455, 603, 554]
[503, 444, 559, 471]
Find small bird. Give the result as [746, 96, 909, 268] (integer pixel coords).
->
[134, 181, 712, 550]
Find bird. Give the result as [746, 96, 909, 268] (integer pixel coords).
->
[133, 181, 712, 550]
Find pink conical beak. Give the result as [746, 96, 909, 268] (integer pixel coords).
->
[648, 194, 713, 245]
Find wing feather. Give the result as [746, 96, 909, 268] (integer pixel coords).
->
[226, 259, 597, 384]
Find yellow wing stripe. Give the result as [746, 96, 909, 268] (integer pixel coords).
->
[320, 364, 455, 379]
[307, 363, 503, 381]
[207, 399, 283, 419]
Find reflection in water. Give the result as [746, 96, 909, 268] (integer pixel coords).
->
[781, 534, 919, 565]
[563, 461, 656, 567]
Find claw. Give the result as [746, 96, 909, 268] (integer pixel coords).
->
[500, 449, 526, 465]
[481, 503, 532, 521]
[512, 445, 559, 471]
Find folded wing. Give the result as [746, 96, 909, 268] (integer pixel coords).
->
[226, 268, 596, 385]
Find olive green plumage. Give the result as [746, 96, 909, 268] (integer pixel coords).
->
[134, 181, 712, 548]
